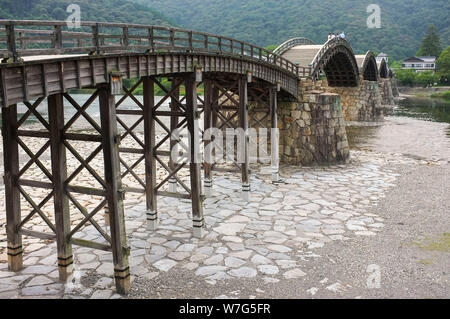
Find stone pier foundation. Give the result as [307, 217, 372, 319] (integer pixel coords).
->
[324, 79, 383, 121]
[379, 78, 395, 106]
[278, 93, 350, 165]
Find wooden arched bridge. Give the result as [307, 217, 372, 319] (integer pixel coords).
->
[276, 37, 362, 87]
[0, 20, 382, 294]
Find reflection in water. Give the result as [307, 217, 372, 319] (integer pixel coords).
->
[346, 96, 450, 161]
[346, 125, 379, 150]
[396, 96, 450, 123]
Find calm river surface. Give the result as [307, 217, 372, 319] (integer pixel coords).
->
[347, 96, 450, 162]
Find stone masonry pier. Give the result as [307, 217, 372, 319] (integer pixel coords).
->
[249, 79, 350, 166]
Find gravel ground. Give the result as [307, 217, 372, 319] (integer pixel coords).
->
[128, 162, 450, 299]
[0, 112, 449, 299]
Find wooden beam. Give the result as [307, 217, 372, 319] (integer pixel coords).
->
[169, 78, 181, 193]
[270, 87, 280, 183]
[185, 75, 205, 238]
[239, 76, 250, 202]
[143, 76, 158, 230]
[1, 104, 23, 271]
[203, 78, 213, 197]
[98, 84, 130, 295]
[48, 93, 73, 281]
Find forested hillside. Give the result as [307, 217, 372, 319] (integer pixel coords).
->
[1, 0, 448, 61]
[0, 0, 174, 26]
[135, 0, 449, 60]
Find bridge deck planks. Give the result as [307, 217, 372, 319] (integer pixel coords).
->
[0, 52, 299, 107]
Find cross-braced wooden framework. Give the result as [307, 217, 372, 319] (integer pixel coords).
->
[2, 86, 131, 293]
[1, 70, 281, 295]
[247, 84, 280, 183]
[0, 21, 291, 297]
[141, 75, 205, 238]
[201, 75, 251, 201]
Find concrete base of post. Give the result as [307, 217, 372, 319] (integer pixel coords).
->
[114, 267, 131, 295]
[168, 178, 177, 193]
[146, 210, 158, 231]
[58, 256, 74, 282]
[7, 246, 23, 272]
[193, 219, 205, 239]
[204, 178, 212, 197]
[272, 167, 279, 183]
[242, 183, 250, 202]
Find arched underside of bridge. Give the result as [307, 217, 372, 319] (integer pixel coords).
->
[356, 51, 379, 81]
[378, 59, 389, 79]
[319, 51, 359, 87]
[281, 39, 359, 87]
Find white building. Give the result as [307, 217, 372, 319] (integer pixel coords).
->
[376, 52, 389, 64]
[402, 56, 436, 72]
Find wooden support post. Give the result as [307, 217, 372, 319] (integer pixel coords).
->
[143, 76, 158, 231]
[1, 104, 23, 271]
[211, 84, 219, 136]
[203, 79, 213, 197]
[98, 84, 130, 295]
[169, 78, 180, 193]
[270, 87, 280, 183]
[185, 75, 205, 238]
[48, 93, 73, 281]
[239, 77, 250, 202]
[104, 206, 110, 227]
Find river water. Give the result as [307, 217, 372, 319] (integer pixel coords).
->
[347, 96, 450, 162]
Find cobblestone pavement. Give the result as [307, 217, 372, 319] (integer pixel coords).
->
[0, 118, 448, 299]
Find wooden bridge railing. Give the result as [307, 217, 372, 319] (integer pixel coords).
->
[0, 20, 311, 78]
[272, 37, 317, 56]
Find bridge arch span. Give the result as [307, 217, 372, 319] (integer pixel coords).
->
[310, 38, 359, 87]
[273, 37, 317, 56]
[356, 51, 379, 81]
[378, 59, 389, 79]
[281, 38, 359, 87]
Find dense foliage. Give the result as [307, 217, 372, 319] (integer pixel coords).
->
[135, 0, 449, 61]
[417, 25, 442, 57]
[395, 69, 440, 87]
[0, 0, 175, 26]
[437, 47, 450, 79]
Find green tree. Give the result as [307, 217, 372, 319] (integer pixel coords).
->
[264, 44, 278, 52]
[416, 24, 442, 57]
[436, 46, 450, 78]
[395, 69, 417, 86]
[416, 71, 439, 87]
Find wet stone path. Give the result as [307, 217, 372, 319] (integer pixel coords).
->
[0, 146, 435, 299]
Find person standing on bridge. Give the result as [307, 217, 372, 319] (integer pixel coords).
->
[339, 31, 346, 39]
[330, 33, 336, 40]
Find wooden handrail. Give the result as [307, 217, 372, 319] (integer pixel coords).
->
[0, 19, 307, 79]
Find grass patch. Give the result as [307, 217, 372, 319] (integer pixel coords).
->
[411, 233, 450, 253]
[430, 91, 450, 100]
[418, 259, 433, 265]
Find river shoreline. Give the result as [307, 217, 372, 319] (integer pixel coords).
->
[0, 94, 449, 299]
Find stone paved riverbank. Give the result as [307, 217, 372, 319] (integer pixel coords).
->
[0, 117, 448, 299]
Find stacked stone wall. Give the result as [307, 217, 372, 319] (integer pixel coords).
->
[324, 78, 383, 121]
[379, 78, 395, 105]
[222, 79, 352, 166]
[276, 79, 350, 165]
